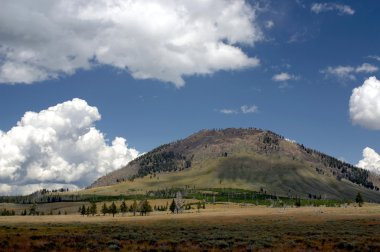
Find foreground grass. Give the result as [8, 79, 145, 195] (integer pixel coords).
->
[0, 205, 380, 251]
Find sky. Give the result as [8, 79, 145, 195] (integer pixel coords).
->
[1, 0, 380, 195]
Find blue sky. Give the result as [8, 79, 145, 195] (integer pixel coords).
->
[1, 0, 380, 194]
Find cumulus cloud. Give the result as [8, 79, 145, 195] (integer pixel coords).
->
[0, 99, 139, 195]
[357, 147, 380, 175]
[272, 72, 298, 82]
[0, 0, 262, 87]
[311, 3, 355, 15]
[349, 76, 380, 130]
[219, 105, 258, 114]
[322, 63, 378, 81]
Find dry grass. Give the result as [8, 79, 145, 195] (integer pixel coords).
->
[1, 204, 380, 251]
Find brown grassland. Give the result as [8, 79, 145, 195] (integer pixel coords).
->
[1, 203, 380, 251]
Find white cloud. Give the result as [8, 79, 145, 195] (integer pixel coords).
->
[265, 20, 274, 29]
[240, 105, 258, 114]
[368, 55, 380, 62]
[219, 109, 237, 114]
[349, 76, 380, 130]
[357, 147, 380, 175]
[272, 72, 298, 82]
[219, 104, 258, 114]
[322, 66, 356, 81]
[322, 63, 378, 81]
[0, 0, 262, 87]
[0, 98, 139, 195]
[355, 63, 378, 73]
[311, 3, 355, 15]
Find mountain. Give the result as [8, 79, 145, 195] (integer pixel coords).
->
[88, 128, 380, 202]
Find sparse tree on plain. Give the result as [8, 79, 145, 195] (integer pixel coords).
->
[109, 202, 118, 217]
[139, 199, 152, 216]
[356, 192, 364, 207]
[101, 203, 108, 216]
[130, 200, 138, 216]
[120, 200, 128, 216]
[90, 201, 97, 216]
[29, 203, 37, 216]
[169, 199, 176, 213]
[80, 205, 86, 216]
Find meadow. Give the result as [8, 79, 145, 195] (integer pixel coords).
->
[1, 204, 380, 251]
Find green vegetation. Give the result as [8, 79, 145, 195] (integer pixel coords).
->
[356, 192, 364, 207]
[169, 199, 176, 213]
[80, 205, 85, 216]
[109, 202, 118, 217]
[101, 203, 108, 216]
[130, 200, 138, 216]
[1, 209, 15, 216]
[90, 201, 97, 216]
[120, 200, 127, 215]
[138, 199, 152, 216]
[0, 187, 355, 216]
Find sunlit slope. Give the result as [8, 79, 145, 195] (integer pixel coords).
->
[86, 128, 380, 202]
[85, 156, 380, 202]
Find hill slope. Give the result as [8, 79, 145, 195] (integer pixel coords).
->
[88, 128, 380, 202]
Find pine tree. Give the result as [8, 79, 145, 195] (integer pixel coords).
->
[81, 205, 86, 216]
[90, 201, 97, 216]
[86, 206, 90, 216]
[169, 199, 176, 213]
[130, 200, 138, 216]
[356, 192, 364, 207]
[109, 202, 118, 217]
[120, 200, 127, 216]
[29, 203, 37, 216]
[101, 203, 108, 216]
[139, 200, 152, 216]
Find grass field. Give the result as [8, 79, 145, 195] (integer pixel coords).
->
[1, 204, 380, 251]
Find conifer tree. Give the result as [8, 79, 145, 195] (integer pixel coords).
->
[120, 200, 127, 216]
[169, 199, 176, 213]
[356, 192, 364, 207]
[90, 201, 97, 216]
[109, 202, 118, 217]
[101, 203, 108, 216]
[81, 205, 86, 216]
[130, 200, 138, 216]
[139, 199, 152, 216]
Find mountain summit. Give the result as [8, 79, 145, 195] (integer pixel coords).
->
[89, 128, 380, 202]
